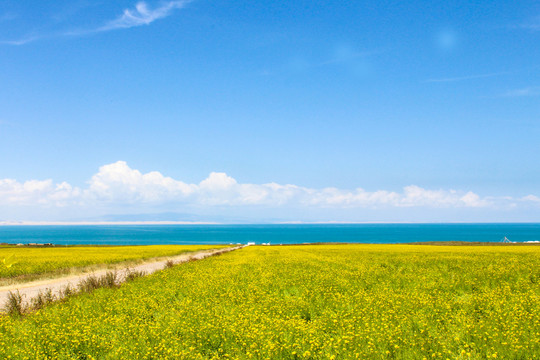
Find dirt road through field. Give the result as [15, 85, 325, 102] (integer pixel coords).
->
[0, 246, 243, 310]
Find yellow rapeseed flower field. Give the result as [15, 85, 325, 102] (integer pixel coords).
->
[0, 244, 227, 281]
[0, 244, 539, 359]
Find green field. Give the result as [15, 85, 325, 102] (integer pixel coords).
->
[0, 245, 227, 283]
[1, 244, 539, 359]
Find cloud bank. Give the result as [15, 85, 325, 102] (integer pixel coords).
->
[1, 161, 538, 216]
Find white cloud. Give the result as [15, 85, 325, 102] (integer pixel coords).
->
[0, 161, 526, 212]
[86, 161, 195, 203]
[199, 172, 237, 192]
[523, 194, 540, 203]
[502, 86, 540, 98]
[0, 179, 80, 206]
[99, 1, 189, 31]
[399, 186, 489, 208]
[306, 187, 398, 207]
[459, 191, 488, 207]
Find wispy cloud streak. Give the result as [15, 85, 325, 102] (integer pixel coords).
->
[0, 35, 44, 45]
[501, 86, 540, 97]
[2, 1, 190, 45]
[98, 1, 189, 32]
[519, 15, 540, 31]
[425, 71, 510, 83]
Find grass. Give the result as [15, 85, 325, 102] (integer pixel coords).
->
[77, 272, 119, 293]
[0, 244, 539, 359]
[30, 289, 56, 311]
[0, 244, 228, 285]
[3, 269, 149, 316]
[4, 291, 24, 317]
[124, 267, 146, 282]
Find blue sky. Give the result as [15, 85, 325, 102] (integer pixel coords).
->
[1, 0, 539, 222]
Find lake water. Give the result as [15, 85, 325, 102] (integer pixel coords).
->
[0, 224, 539, 245]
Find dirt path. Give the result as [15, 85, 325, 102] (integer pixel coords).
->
[0, 246, 243, 310]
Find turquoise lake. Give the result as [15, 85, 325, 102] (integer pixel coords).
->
[0, 224, 539, 245]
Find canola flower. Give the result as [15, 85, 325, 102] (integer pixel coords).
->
[1, 255, 16, 269]
[0, 245, 227, 281]
[0, 244, 539, 359]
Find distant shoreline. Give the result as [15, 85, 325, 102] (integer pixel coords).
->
[0, 221, 220, 226]
[1, 221, 540, 226]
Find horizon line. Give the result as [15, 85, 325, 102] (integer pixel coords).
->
[1, 220, 539, 226]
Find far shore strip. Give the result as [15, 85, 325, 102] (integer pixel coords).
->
[0, 246, 243, 310]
